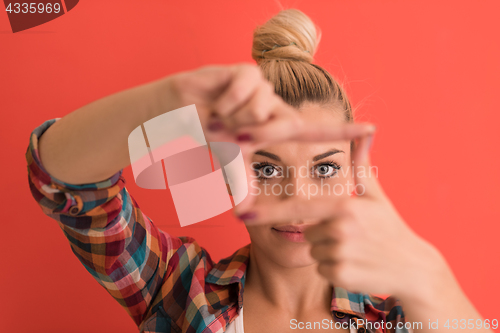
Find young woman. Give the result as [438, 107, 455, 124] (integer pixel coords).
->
[26, 9, 493, 333]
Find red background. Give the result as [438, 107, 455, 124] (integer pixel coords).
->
[1, 1, 499, 332]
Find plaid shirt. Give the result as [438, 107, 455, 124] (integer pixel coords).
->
[26, 119, 411, 333]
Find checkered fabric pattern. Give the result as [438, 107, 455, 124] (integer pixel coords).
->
[26, 119, 410, 333]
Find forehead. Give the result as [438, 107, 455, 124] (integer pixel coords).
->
[253, 103, 349, 161]
[297, 102, 345, 123]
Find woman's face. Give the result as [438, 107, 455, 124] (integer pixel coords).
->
[245, 103, 354, 268]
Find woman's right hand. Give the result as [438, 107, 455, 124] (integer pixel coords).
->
[163, 63, 377, 213]
[166, 63, 375, 144]
[165, 63, 301, 143]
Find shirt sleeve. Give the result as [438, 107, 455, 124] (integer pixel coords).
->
[364, 294, 413, 333]
[25, 118, 202, 330]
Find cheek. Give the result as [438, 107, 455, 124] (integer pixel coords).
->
[252, 182, 285, 204]
[245, 225, 271, 240]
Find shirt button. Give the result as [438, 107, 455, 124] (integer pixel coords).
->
[358, 327, 366, 333]
[69, 206, 80, 216]
[334, 311, 346, 319]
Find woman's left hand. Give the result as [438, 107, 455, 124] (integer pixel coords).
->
[238, 133, 448, 299]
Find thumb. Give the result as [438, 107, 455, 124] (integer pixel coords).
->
[351, 131, 383, 199]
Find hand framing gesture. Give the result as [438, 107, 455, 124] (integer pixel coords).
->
[235, 128, 442, 299]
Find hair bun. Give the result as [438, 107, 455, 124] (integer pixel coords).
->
[252, 9, 320, 65]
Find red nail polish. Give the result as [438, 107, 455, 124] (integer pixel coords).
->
[238, 212, 257, 221]
[208, 121, 224, 131]
[237, 133, 252, 141]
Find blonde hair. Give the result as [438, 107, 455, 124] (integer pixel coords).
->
[251, 9, 356, 151]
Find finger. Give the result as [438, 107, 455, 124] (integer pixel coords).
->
[224, 81, 278, 128]
[234, 112, 376, 144]
[231, 141, 262, 215]
[351, 131, 384, 199]
[184, 65, 233, 94]
[204, 125, 238, 144]
[236, 196, 349, 225]
[204, 125, 262, 216]
[304, 219, 354, 244]
[317, 261, 338, 277]
[309, 240, 342, 263]
[212, 64, 264, 117]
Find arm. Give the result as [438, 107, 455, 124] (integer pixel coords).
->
[242, 132, 494, 333]
[28, 71, 208, 329]
[26, 119, 204, 330]
[396, 248, 496, 333]
[37, 76, 178, 185]
[26, 64, 299, 330]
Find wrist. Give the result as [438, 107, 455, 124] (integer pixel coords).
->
[393, 239, 484, 324]
[144, 74, 183, 121]
[395, 237, 456, 307]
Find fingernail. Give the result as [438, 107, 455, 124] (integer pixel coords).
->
[237, 133, 253, 141]
[238, 212, 257, 221]
[208, 121, 224, 131]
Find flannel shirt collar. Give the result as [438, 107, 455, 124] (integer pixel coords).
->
[205, 243, 367, 320]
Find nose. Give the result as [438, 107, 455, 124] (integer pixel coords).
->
[288, 219, 319, 225]
[279, 172, 321, 200]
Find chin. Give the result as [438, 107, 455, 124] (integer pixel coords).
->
[249, 230, 316, 268]
[275, 244, 317, 268]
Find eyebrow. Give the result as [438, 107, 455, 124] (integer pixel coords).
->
[312, 149, 345, 162]
[254, 150, 281, 162]
[254, 148, 344, 163]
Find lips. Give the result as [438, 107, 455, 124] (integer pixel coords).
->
[271, 225, 309, 242]
[272, 225, 309, 233]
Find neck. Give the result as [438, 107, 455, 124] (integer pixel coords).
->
[244, 243, 333, 317]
